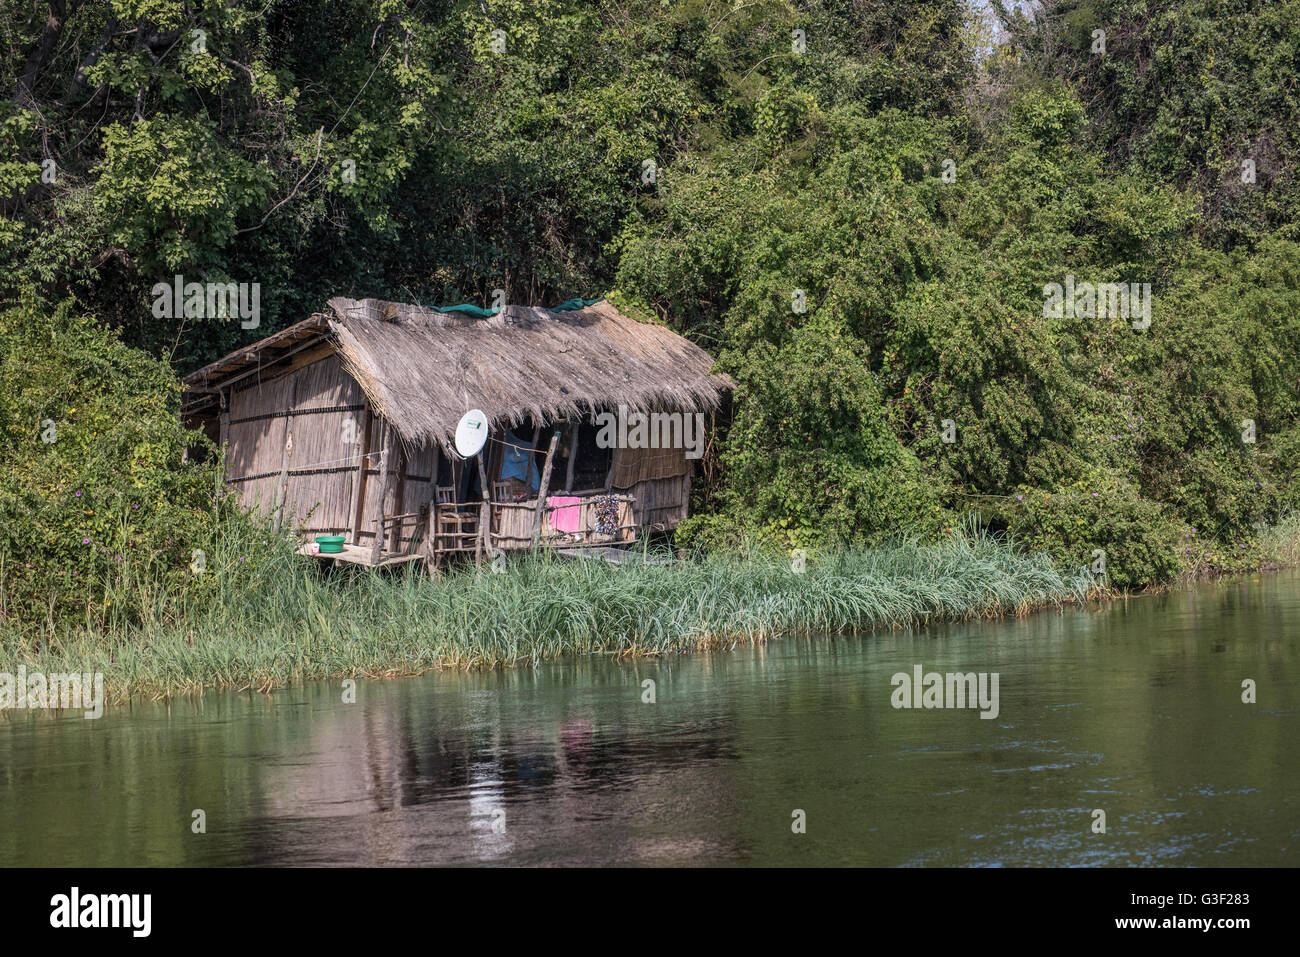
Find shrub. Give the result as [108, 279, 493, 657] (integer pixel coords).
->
[1000, 480, 1184, 591]
[0, 302, 238, 632]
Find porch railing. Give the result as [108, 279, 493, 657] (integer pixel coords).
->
[488, 493, 636, 550]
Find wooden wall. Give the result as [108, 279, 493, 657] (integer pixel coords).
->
[630, 472, 691, 531]
[224, 352, 436, 549]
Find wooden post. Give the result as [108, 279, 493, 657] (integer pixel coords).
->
[476, 452, 492, 562]
[531, 430, 561, 548]
[218, 390, 230, 448]
[525, 424, 541, 493]
[428, 441, 441, 560]
[347, 400, 373, 544]
[487, 428, 503, 494]
[563, 422, 578, 492]
[389, 442, 407, 553]
[271, 379, 298, 533]
[371, 421, 391, 564]
[604, 447, 617, 492]
[272, 456, 289, 533]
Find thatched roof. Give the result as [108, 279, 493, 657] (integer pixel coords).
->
[185, 297, 733, 449]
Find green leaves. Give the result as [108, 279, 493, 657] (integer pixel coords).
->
[1025, 0, 1300, 247]
[0, 302, 235, 630]
[96, 116, 271, 272]
[4, 0, 1300, 591]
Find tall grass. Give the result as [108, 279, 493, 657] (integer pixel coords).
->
[1, 517, 1096, 701]
[1257, 512, 1300, 568]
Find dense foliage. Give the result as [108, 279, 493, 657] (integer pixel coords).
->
[3, 0, 1300, 623]
[0, 302, 242, 629]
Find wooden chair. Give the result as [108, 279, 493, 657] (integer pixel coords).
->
[436, 486, 477, 551]
[381, 503, 428, 556]
[490, 482, 510, 535]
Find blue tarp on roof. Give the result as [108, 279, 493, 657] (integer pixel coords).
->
[431, 297, 602, 318]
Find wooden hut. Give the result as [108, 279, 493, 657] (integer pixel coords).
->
[181, 297, 732, 568]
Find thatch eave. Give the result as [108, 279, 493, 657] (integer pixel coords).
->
[325, 297, 732, 453]
[182, 297, 733, 454]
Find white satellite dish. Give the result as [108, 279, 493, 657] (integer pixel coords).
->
[454, 409, 489, 458]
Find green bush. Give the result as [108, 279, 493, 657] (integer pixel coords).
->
[0, 302, 239, 631]
[5, 0, 1300, 597]
[999, 481, 1184, 591]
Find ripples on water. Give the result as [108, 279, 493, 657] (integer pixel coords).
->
[2, 572, 1297, 866]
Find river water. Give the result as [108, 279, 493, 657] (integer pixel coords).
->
[2, 572, 1296, 866]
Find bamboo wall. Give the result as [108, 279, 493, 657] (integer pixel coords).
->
[225, 353, 434, 550]
[226, 355, 358, 530]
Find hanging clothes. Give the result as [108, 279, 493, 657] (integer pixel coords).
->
[547, 496, 583, 533]
[592, 494, 620, 536]
[499, 430, 541, 491]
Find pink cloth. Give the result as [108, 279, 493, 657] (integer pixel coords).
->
[548, 496, 583, 533]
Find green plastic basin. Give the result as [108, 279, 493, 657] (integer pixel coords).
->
[315, 535, 346, 554]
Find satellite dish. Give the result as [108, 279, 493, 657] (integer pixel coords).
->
[454, 409, 489, 458]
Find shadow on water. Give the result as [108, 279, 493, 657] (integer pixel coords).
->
[2, 571, 1297, 866]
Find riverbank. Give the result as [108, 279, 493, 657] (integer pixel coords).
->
[1, 530, 1094, 702]
[7, 566, 1297, 867]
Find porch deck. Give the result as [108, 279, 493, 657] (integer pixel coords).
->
[297, 543, 425, 567]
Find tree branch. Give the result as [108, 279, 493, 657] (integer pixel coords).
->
[65, 15, 117, 100]
[13, 0, 74, 108]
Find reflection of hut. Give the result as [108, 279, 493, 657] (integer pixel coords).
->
[181, 298, 732, 568]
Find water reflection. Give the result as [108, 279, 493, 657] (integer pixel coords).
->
[1, 572, 1297, 866]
